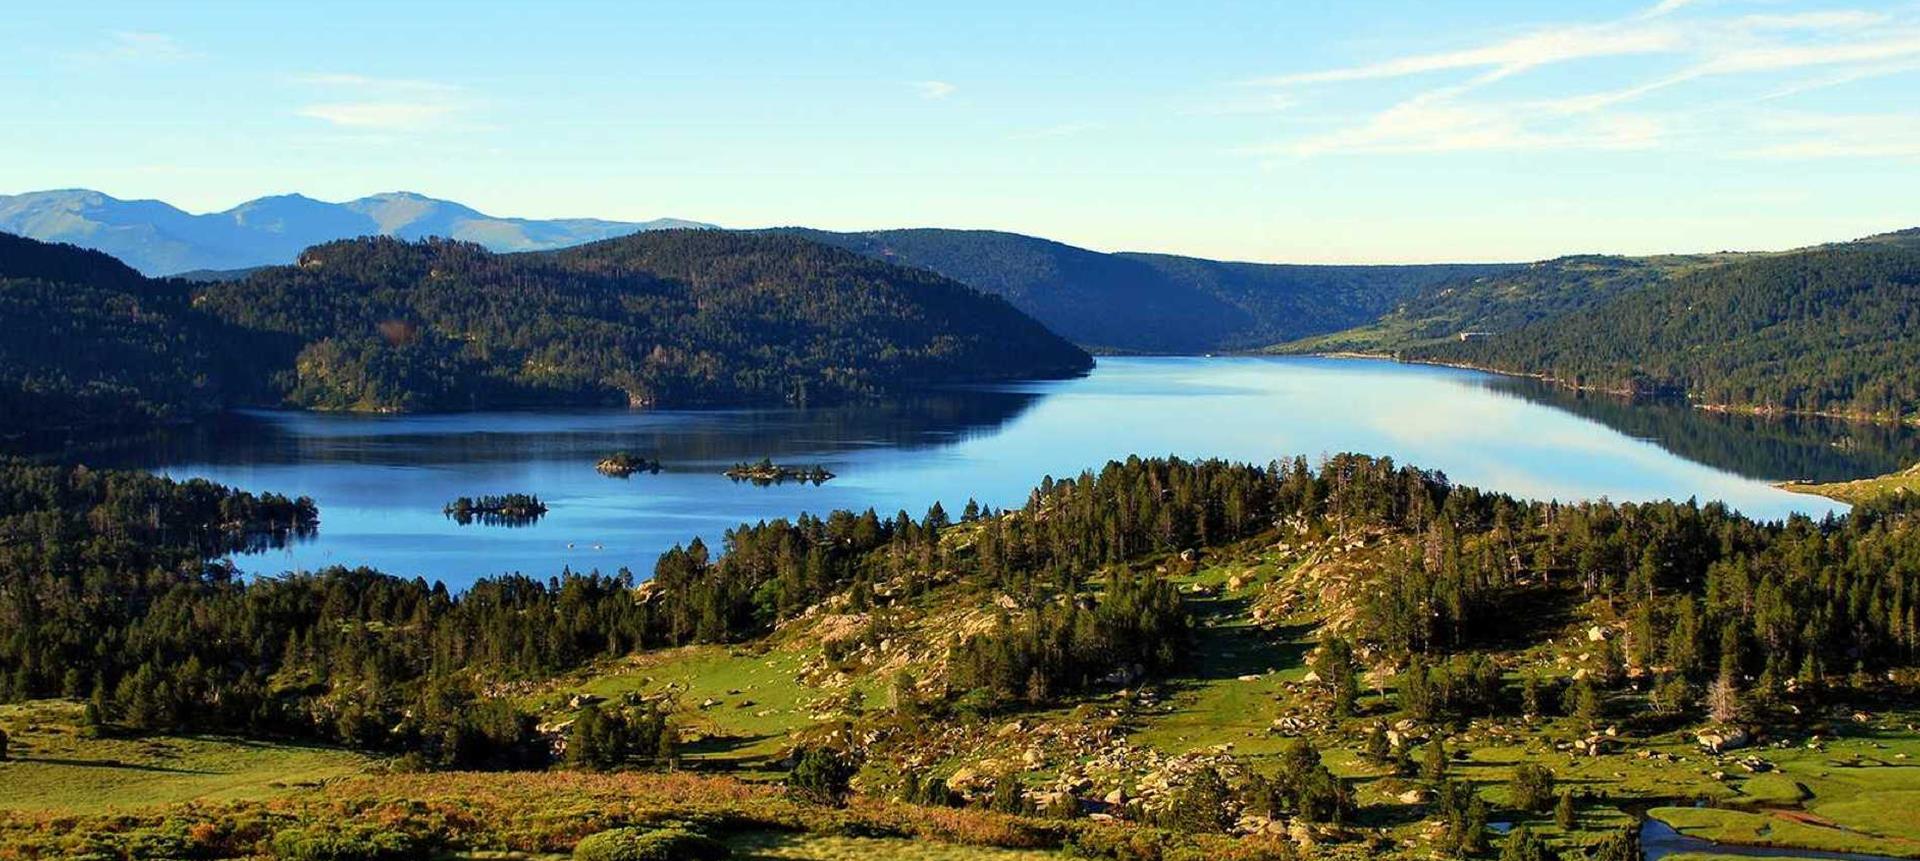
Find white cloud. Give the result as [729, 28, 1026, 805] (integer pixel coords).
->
[1744, 111, 1920, 159]
[1253, 24, 1680, 87]
[1007, 122, 1101, 140]
[1640, 0, 1699, 19]
[69, 31, 200, 63]
[294, 73, 470, 131]
[914, 80, 957, 99]
[1246, 3, 1920, 159]
[1274, 93, 1663, 157]
[296, 102, 460, 130]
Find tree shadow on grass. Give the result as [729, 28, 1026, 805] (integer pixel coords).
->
[678, 732, 784, 771]
[17, 756, 212, 774]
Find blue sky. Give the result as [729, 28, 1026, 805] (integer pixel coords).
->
[4, 0, 1917, 262]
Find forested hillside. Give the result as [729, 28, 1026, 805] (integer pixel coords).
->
[10, 451, 1920, 858]
[1413, 229, 1920, 421]
[0, 230, 1090, 430]
[0, 234, 272, 438]
[197, 231, 1090, 411]
[779, 227, 1510, 352]
[1277, 254, 1739, 355]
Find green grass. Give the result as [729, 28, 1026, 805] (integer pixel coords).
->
[1124, 556, 1316, 758]
[0, 700, 373, 813]
[728, 830, 1059, 860]
[1780, 464, 1920, 505]
[443, 831, 1054, 861]
[1653, 807, 1920, 858]
[536, 643, 885, 771]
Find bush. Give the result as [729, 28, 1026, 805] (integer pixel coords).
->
[1508, 764, 1556, 813]
[270, 825, 420, 861]
[788, 747, 858, 805]
[1158, 768, 1233, 833]
[572, 826, 728, 861]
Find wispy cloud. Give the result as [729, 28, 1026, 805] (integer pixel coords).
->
[1744, 111, 1920, 159]
[1253, 25, 1679, 88]
[294, 74, 471, 131]
[70, 31, 201, 64]
[1248, 1, 1920, 159]
[914, 80, 957, 100]
[1007, 122, 1101, 140]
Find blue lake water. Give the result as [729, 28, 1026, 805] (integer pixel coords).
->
[76, 356, 1908, 589]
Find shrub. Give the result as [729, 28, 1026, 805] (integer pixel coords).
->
[572, 826, 728, 861]
[1508, 763, 1556, 813]
[1158, 768, 1233, 833]
[269, 825, 420, 861]
[788, 746, 858, 805]
[1498, 824, 1559, 861]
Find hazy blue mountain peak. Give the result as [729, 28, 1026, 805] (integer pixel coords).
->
[0, 188, 711, 275]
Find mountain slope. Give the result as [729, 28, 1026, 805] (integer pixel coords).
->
[1274, 253, 1746, 355]
[1412, 228, 1920, 421]
[192, 230, 1092, 411]
[0, 229, 1088, 428]
[775, 227, 1513, 353]
[0, 189, 711, 276]
[0, 234, 262, 437]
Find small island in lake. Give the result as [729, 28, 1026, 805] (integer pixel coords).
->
[596, 452, 663, 477]
[725, 458, 835, 486]
[444, 493, 549, 526]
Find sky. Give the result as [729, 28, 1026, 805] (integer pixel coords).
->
[3, 0, 1918, 263]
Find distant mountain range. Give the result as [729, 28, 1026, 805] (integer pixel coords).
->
[0, 189, 712, 276]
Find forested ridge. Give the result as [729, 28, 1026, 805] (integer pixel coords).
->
[777, 227, 1511, 353]
[1276, 254, 1735, 355]
[1408, 229, 1920, 421]
[0, 233, 278, 437]
[0, 229, 1090, 433]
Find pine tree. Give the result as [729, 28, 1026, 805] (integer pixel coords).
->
[1423, 736, 1449, 783]
[1554, 789, 1576, 830]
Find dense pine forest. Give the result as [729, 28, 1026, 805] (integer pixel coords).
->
[1277, 254, 1733, 355]
[1411, 230, 1920, 421]
[0, 229, 1090, 436]
[202, 231, 1091, 411]
[0, 234, 270, 437]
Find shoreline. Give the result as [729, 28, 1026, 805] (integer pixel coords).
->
[1306, 351, 1920, 430]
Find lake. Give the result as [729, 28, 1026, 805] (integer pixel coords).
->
[68, 356, 1915, 589]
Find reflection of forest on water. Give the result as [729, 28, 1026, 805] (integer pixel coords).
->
[56, 386, 1047, 473]
[1481, 377, 1920, 483]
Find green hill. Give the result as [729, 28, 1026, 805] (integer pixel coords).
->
[1274, 253, 1739, 355]
[0, 233, 269, 438]
[197, 230, 1091, 412]
[778, 227, 1511, 353]
[1411, 229, 1920, 421]
[0, 230, 1091, 428]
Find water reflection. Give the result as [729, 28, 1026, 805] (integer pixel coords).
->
[26, 357, 1890, 587]
[1481, 377, 1920, 484]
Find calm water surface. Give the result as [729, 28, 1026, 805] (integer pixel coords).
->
[73, 356, 1905, 588]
